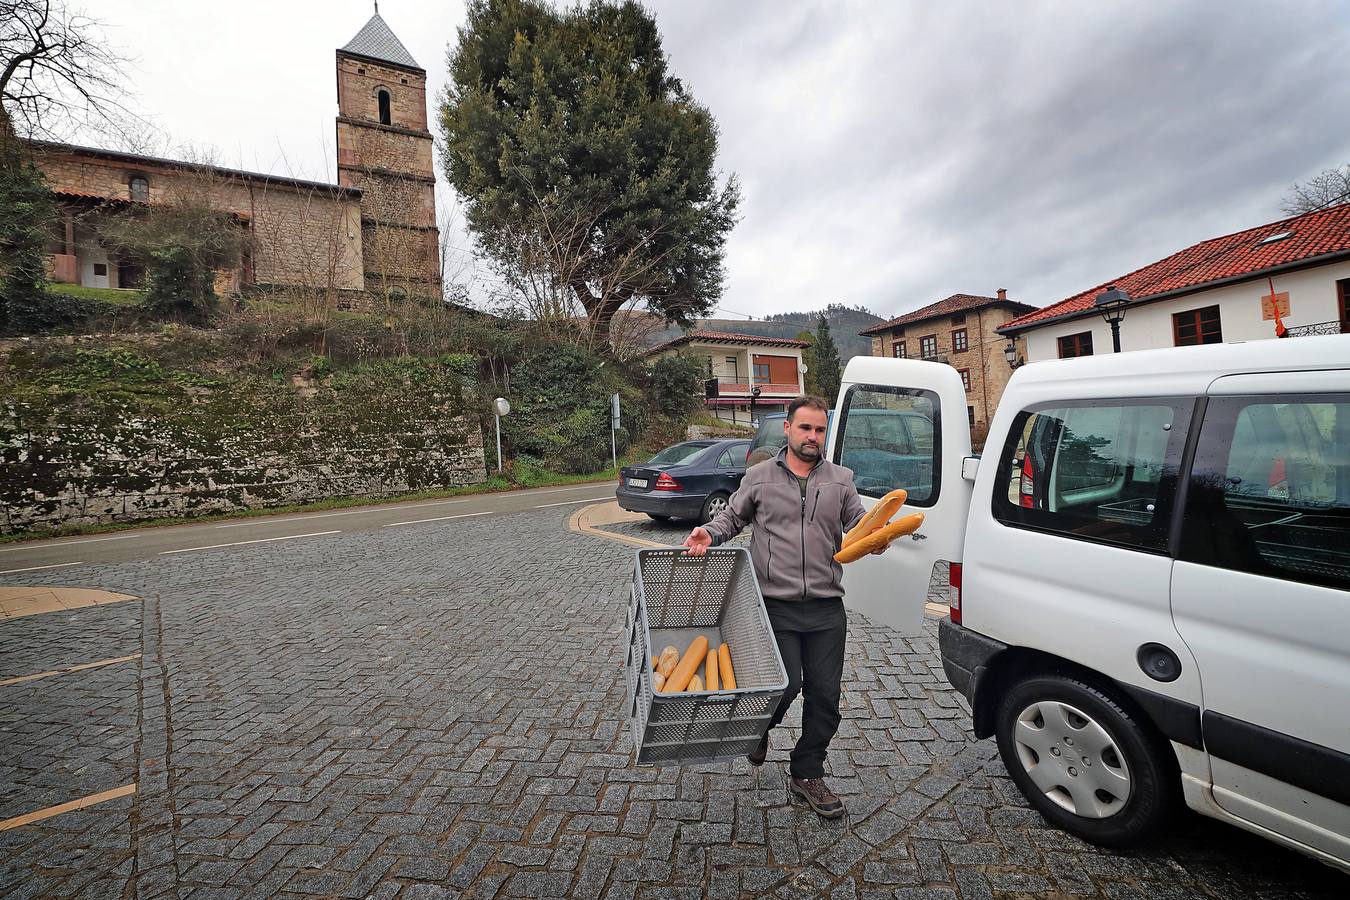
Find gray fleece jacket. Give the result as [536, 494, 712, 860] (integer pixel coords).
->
[704, 447, 867, 601]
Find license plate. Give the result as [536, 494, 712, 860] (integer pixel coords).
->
[627, 477, 648, 488]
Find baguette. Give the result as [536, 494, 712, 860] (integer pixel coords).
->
[705, 642, 719, 692]
[653, 671, 666, 692]
[718, 643, 736, 690]
[833, 512, 925, 563]
[688, 674, 704, 692]
[842, 489, 908, 548]
[665, 635, 709, 693]
[656, 646, 680, 678]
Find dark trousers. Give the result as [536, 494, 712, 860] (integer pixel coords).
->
[764, 596, 846, 779]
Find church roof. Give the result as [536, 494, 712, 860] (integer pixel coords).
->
[340, 12, 421, 71]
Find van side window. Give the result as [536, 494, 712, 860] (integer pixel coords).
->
[1180, 394, 1350, 591]
[993, 400, 1191, 552]
[834, 385, 940, 506]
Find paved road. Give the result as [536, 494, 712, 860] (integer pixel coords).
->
[0, 482, 618, 574]
[0, 503, 1345, 898]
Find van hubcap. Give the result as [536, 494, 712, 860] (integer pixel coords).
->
[1012, 700, 1131, 819]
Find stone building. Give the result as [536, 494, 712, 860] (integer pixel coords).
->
[860, 290, 1035, 443]
[29, 10, 439, 302]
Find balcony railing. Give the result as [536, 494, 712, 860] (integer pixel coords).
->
[705, 376, 800, 398]
[1283, 319, 1350, 338]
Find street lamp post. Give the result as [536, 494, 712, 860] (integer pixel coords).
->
[1094, 285, 1131, 353]
[749, 385, 762, 425]
[1003, 340, 1023, 370]
[493, 397, 511, 472]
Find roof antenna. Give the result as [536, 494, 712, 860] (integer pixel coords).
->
[374, 1, 380, 13]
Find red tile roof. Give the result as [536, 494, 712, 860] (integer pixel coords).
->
[647, 329, 810, 355]
[859, 294, 1036, 336]
[1002, 201, 1350, 333]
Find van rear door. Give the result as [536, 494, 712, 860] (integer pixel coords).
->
[828, 358, 973, 634]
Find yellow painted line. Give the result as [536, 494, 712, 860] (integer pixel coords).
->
[568, 503, 665, 549]
[0, 783, 136, 832]
[0, 653, 142, 688]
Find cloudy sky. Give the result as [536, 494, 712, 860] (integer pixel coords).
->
[85, 0, 1350, 322]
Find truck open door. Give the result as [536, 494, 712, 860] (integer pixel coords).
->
[828, 357, 975, 635]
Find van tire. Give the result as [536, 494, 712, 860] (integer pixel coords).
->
[994, 674, 1177, 848]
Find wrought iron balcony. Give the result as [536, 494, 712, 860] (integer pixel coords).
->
[1283, 319, 1349, 338]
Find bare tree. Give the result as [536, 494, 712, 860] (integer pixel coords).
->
[492, 186, 679, 354]
[1282, 163, 1350, 215]
[0, 0, 128, 140]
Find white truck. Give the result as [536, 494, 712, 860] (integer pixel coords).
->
[827, 335, 1349, 871]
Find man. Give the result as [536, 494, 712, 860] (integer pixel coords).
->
[684, 395, 868, 819]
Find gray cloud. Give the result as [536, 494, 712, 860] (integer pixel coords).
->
[81, 0, 1350, 322]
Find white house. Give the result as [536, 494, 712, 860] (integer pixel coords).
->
[1000, 202, 1350, 362]
[646, 329, 808, 426]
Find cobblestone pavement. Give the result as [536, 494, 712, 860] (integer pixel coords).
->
[1, 507, 1346, 899]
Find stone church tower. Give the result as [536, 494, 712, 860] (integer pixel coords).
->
[336, 10, 441, 298]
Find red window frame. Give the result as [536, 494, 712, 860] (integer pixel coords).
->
[958, 368, 971, 391]
[1338, 278, 1350, 333]
[919, 334, 938, 358]
[892, 340, 907, 358]
[1173, 305, 1223, 346]
[952, 328, 969, 352]
[1057, 331, 1094, 358]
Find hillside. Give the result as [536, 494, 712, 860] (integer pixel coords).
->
[644, 303, 882, 362]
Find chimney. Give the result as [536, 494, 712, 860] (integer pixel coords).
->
[996, 288, 1007, 301]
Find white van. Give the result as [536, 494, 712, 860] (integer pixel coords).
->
[828, 335, 1349, 871]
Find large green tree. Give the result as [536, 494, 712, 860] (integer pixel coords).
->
[813, 315, 841, 402]
[440, 0, 740, 348]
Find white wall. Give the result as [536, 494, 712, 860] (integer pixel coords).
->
[1021, 260, 1350, 362]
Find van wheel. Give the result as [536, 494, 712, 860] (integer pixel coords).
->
[994, 675, 1176, 848]
[700, 492, 730, 524]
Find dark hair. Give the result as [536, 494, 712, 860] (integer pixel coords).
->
[787, 395, 830, 421]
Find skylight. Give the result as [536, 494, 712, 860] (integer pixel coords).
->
[1258, 231, 1294, 245]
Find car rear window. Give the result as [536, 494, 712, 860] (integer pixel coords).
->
[648, 443, 709, 466]
[992, 399, 1193, 552]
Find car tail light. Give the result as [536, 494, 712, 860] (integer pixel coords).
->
[948, 562, 962, 624]
[1018, 456, 1036, 508]
[654, 472, 680, 491]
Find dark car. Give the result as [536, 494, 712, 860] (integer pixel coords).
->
[616, 439, 751, 523]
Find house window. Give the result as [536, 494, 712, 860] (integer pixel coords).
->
[129, 175, 149, 202]
[377, 89, 392, 125]
[919, 334, 938, 358]
[93, 263, 107, 276]
[952, 328, 969, 352]
[753, 363, 770, 383]
[951, 313, 965, 325]
[1338, 278, 1350, 333]
[1057, 332, 1094, 358]
[967, 405, 976, 427]
[1173, 305, 1223, 346]
[958, 368, 971, 392]
[892, 341, 907, 358]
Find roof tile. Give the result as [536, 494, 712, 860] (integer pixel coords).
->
[647, 329, 810, 355]
[860, 294, 1036, 335]
[1003, 201, 1350, 332]
[340, 13, 421, 70]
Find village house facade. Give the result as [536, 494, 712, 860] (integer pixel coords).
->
[29, 11, 440, 303]
[861, 290, 1035, 441]
[646, 330, 808, 427]
[1000, 202, 1350, 361]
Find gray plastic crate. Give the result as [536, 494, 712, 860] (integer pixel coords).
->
[625, 548, 787, 766]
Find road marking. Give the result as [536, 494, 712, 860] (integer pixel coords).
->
[0, 784, 137, 832]
[159, 531, 340, 555]
[534, 497, 614, 508]
[381, 511, 490, 528]
[0, 534, 141, 553]
[211, 482, 614, 528]
[0, 654, 142, 688]
[0, 561, 83, 576]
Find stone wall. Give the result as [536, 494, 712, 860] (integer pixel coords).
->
[0, 338, 487, 534]
[336, 57, 430, 133]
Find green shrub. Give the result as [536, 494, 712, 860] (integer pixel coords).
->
[648, 352, 705, 419]
[502, 344, 629, 474]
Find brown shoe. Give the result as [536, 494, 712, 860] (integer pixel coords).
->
[747, 734, 769, 767]
[790, 777, 846, 819]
